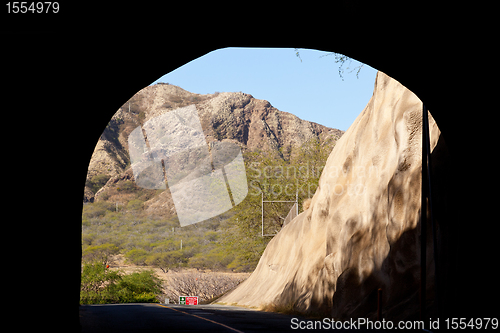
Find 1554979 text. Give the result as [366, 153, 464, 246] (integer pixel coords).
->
[6, 2, 59, 13]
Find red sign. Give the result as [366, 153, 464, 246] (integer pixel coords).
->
[179, 296, 198, 305]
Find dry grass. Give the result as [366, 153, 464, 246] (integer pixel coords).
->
[260, 302, 303, 315]
[163, 271, 249, 304]
[260, 301, 331, 318]
[108, 254, 250, 304]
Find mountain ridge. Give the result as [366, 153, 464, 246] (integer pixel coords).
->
[85, 83, 344, 218]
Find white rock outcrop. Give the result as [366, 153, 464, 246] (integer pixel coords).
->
[219, 72, 444, 319]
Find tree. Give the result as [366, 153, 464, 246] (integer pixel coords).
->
[114, 270, 162, 303]
[80, 259, 162, 304]
[294, 48, 364, 80]
[127, 199, 144, 211]
[125, 248, 149, 265]
[80, 260, 122, 304]
[145, 251, 183, 273]
[82, 243, 119, 265]
[87, 174, 111, 193]
[219, 137, 336, 271]
[188, 247, 233, 271]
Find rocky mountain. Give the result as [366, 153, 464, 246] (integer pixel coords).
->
[84, 83, 343, 217]
[219, 72, 448, 320]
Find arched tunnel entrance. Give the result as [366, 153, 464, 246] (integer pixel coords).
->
[3, 3, 488, 331]
[80, 46, 487, 325]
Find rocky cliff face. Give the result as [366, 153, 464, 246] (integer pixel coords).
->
[219, 72, 447, 320]
[85, 84, 342, 207]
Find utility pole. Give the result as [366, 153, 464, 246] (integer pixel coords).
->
[261, 191, 264, 237]
[262, 191, 298, 237]
[296, 191, 299, 216]
[180, 239, 182, 250]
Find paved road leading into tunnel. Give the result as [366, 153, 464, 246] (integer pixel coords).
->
[79, 303, 316, 333]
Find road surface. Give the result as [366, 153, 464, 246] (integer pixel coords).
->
[80, 303, 309, 332]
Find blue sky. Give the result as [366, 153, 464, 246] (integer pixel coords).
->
[150, 48, 378, 131]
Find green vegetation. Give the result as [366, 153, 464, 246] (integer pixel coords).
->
[86, 174, 111, 193]
[82, 137, 336, 288]
[80, 260, 162, 304]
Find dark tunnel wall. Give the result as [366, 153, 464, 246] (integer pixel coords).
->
[3, 2, 493, 331]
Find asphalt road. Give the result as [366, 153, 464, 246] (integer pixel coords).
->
[79, 303, 310, 333]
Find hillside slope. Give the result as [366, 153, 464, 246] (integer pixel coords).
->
[85, 84, 343, 217]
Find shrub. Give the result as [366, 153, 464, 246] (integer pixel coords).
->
[145, 251, 182, 273]
[118, 270, 162, 295]
[80, 260, 162, 304]
[87, 174, 111, 193]
[188, 248, 233, 271]
[82, 201, 116, 219]
[227, 257, 254, 272]
[114, 270, 162, 303]
[204, 231, 218, 242]
[80, 260, 121, 304]
[127, 199, 144, 211]
[82, 243, 119, 264]
[117, 180, 136, 193]
[138, 111, 146, 123]
[125, 248, 149, 266]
